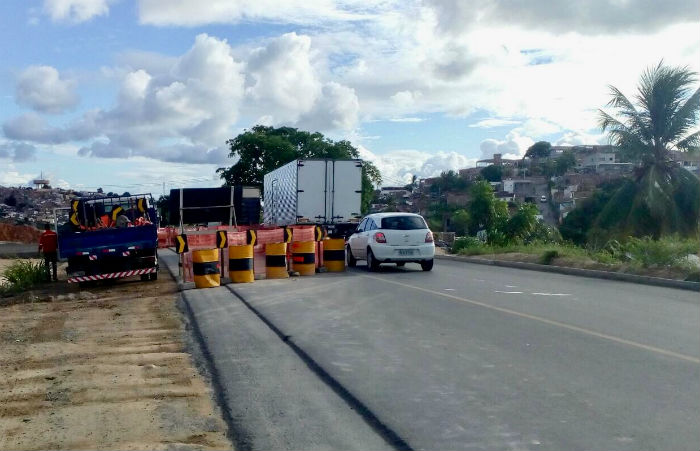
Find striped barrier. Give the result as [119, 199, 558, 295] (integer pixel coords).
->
[229, 244, 254, 283]
[265, 242, 289, 279]
[68, 267, 156, 283]
[291, 241, 316, 276]
[323, 238, 346, 272]
[192, 249, 220, 288]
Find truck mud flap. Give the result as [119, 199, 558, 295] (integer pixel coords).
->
[67, 267, 157, 283]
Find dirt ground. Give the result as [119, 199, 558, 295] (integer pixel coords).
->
[0, 263, 232, 450]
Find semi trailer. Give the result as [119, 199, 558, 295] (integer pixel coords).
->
[263, 159, 363, 237]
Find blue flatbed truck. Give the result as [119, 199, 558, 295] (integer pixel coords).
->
[57, 194, 159, 284]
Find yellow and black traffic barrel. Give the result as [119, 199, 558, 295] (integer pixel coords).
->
[291, 241, 315, 276]
[192, 249, 220, 288]
[229, 244, 254, 283]
[265, 242, 289, 279]
[323, 238, 346, 272]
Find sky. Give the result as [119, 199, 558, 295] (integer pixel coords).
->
[0, 0, 698, 193]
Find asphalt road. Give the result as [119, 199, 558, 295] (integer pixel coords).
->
[173, 253, 700, 450]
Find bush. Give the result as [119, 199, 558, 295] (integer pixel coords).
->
[452, 236, 482, 253]
[1, 260, 46, 293]
[525, 220, 562, 244]
[540, 250, 559, 265]
[623, 236, 699, 268]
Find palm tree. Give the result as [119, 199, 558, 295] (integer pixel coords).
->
[595, 61, 699, 239]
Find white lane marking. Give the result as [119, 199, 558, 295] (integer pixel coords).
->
[361, 274, 700, 364]
[495, 291, 523, 294]
[505, 285, 518, 288]
[444, 288, 455, 291]
[474, 279, 486, 282]
[532, 292, 571, 296]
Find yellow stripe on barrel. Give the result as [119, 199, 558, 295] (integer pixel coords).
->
[323, 238, 346, 272]
[229, 244, 254, 283]
[291, 241, 316, 276]
[192, 249, 220, 288]
[265, 242, 289, 279]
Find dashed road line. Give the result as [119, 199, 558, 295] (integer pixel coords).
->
[362, 274, 700, 364]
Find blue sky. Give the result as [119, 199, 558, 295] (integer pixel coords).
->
[1, 0, 698, 192]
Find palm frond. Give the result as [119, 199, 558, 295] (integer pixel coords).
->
[598, 109, 650, 160]
[675, 130, 700, 153]
[636, 62, 697, 147]
[606, 85, 651, 139]
[665, 87, 700, 146]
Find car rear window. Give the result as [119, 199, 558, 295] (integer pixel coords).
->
[381, 216, 427, 230]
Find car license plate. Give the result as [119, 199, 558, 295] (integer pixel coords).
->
[398, 249, 415, 256]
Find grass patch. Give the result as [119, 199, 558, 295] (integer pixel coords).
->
[0, 259, 46, 295]
[452, 235, 700, 279]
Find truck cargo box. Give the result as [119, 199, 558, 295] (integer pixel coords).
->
[263, 159, 362, 226]
[169, 186, 260, 226]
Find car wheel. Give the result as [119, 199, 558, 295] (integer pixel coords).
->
[420, 259, 434, 271]
[346, 245, 357, 267]
[396, 262, 405, 267]
[367, 248, 380, 272]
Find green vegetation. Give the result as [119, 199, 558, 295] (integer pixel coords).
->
[217, 125, 382, 214]
[524, 141, 552, 159]
[480, 164, 502, 182]
[0, 260, 46, 295]
[429, 170, 469, 194]
[451, 235, 699, 279]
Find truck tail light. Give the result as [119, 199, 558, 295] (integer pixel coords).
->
[375, 232, 386, 243]
[425, 232, 434, 243]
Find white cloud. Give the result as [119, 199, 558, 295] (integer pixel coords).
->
[138, 0, 374, 26]
[4, 32, 361, 163]
[425, 0, 699, 35]
[6, 2, 700, 171]
[469, 118, 521, 128]
[245, 33, 321, 123]
[387, 117, 424, 123]
[15, 65, 79, 114]
[358, 145, 477, 185]
[0, 164, 36, 187]
[479, 130, 534, 160]
[55, 179, 71, 189]
[43, 0, 110, 23]
[555, 131, 607, 146]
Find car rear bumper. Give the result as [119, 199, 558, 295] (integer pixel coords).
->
[370, 243, 435, 261]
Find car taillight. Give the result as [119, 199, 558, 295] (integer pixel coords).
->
[375, 232, 386, 243]
[425, 232, 434, 243]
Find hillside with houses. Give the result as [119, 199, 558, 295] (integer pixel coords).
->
[372, 143, 700, 235]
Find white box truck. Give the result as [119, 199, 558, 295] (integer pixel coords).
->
[263, 159, 363, 229]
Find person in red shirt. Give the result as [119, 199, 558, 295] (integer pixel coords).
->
[38, 224, 58, 282]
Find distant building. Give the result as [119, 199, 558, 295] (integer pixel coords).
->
[671, 151, 700, 176]
[458, 167, 483, 181]
[475, 153, 520, 168]
[502, 178, 536, 198]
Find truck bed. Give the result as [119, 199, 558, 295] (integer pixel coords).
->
[59, 225, 158, 258]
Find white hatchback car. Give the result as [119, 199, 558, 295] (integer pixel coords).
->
[346, 213, 435, 271]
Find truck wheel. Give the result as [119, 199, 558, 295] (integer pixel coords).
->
[149, 272, 158, 281]
[140, 274, 149, 281]
[346, 246, 357, 267]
